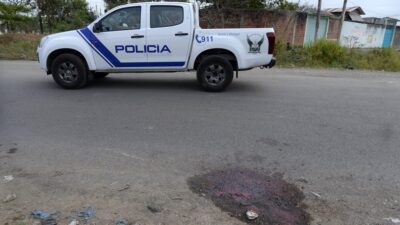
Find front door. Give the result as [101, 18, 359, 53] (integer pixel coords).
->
[146, 4, 192, 69]
[81, 6, 147, 70]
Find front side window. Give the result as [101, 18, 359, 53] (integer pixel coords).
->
[100, 7, 141, 32]
[150, 6, 183, 28]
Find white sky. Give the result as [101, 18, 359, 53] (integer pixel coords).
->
[290, 0, 400, 20]
[87, 0, 400, 20]
[87, 0, 106, 15]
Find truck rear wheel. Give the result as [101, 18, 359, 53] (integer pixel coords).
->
[51, 54, 88, 89]
[197, 56, 233, 92]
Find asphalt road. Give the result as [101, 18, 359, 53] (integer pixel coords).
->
[1, 60, 400, 224]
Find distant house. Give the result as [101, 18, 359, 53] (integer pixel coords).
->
[302, 10, 340, 44]
[199, 5, 397, 48]
[323, 6, 397, 48]
[394, 25, 400, 49]
[325, 6, 365, 22]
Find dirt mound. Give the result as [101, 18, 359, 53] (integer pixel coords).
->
[188, 169, 310, 225]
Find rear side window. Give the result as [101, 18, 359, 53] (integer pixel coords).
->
[150, 6, 183, 28]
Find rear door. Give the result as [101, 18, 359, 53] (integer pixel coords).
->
[146, 3, 192, 69]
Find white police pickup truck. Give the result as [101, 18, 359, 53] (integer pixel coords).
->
[37, 1, 276, 91]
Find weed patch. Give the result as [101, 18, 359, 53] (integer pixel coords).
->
[0, 33, 41, 60]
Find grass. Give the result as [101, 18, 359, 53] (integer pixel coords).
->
[276, 39, 400, 72]
[0, 33, 41, 60]
[0, 33, 399, 72]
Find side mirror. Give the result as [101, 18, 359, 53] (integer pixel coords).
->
[93, 22, 101, 33]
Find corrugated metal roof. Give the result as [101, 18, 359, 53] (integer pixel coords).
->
[325, 6, 365, 15]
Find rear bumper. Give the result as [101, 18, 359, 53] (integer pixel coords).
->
[264, 57, 276, 68]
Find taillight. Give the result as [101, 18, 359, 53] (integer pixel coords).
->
[267, 32, 275, 55]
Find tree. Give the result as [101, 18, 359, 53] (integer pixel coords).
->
[0, 0, 31, 32]
[27, 0, 95, 33]
[104, 0, 128, 10]
[54, 0, 96, 32]
[265, 0, 300, 10]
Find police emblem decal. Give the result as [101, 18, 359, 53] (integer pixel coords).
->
[247, 34, 264, 53]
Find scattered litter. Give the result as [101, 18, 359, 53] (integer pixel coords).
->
[117, 184, 130, 192]
[115, 219, 128, 225]
[311, 191, 322, 199]
[3, 175, 14, 183]
[3, 193, 16, 203]
[31, 210, 58, 225]
[246, 210, 259, 220]
[31, 210, 50, 219]
[41, 217, 57, 225]
[69, 219, 79, 225]
[79, 207, 96, 219]
[384, 217, 400, 223]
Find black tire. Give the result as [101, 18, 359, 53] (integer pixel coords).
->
[93, 72, 109, 79]
[51, 53, 88, 89]
[197, 56, 234, 92]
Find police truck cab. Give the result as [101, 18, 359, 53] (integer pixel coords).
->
[37, 1, 276, 92]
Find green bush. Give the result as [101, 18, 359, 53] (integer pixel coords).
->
[303, 39, 347, 67]
[275, 39, 400, 72]
[351, 48, 400, 72]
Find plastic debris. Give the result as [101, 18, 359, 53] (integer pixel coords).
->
[3, 193, 16, 203]
[246, 210, 259, 220]
[115, 219, 128, 225]
[31, 210, 50, 219]
[79, 207, 96, 219]
[117, 184, 130, 192]
[41, 217, 57, 225]
[3, 175, 14, 183]
[69, 219, 79, 225]
[384, 217, 400, 223]
[311, 191, 322, 199]
[31, 210, 58, 225]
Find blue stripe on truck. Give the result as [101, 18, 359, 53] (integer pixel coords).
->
[77, 28, 185, 68]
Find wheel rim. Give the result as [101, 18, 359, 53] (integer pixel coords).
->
[204, 64, 226, 86]
[57, 62, 79, 83]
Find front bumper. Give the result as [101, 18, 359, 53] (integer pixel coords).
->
[36, 47, 48, 72]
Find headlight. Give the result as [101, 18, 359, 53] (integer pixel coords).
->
[39, 36, 49, 48]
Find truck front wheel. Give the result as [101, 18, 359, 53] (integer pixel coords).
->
[51, 54, 88, 89]
[197, 56, 233, 92]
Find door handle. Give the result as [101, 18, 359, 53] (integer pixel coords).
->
[131, 35, 144, 39]
[175, 32, 189, 36]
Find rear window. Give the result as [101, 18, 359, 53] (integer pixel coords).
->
[150, 6, 184, 28]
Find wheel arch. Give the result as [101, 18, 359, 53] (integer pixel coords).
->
[47, 49, 91, 74]
[193, 48, 238, 71]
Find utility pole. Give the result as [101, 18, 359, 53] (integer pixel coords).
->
[314, 0, 322, 42]
[337, 0, 348, 43]
[36, 0, 44, 34]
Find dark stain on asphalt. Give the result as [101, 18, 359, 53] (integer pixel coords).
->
[8, 148, 18, 154]
[188, 168, 310, 225]
[256, 137, 280, 146]
[380, 125, 394, 142]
